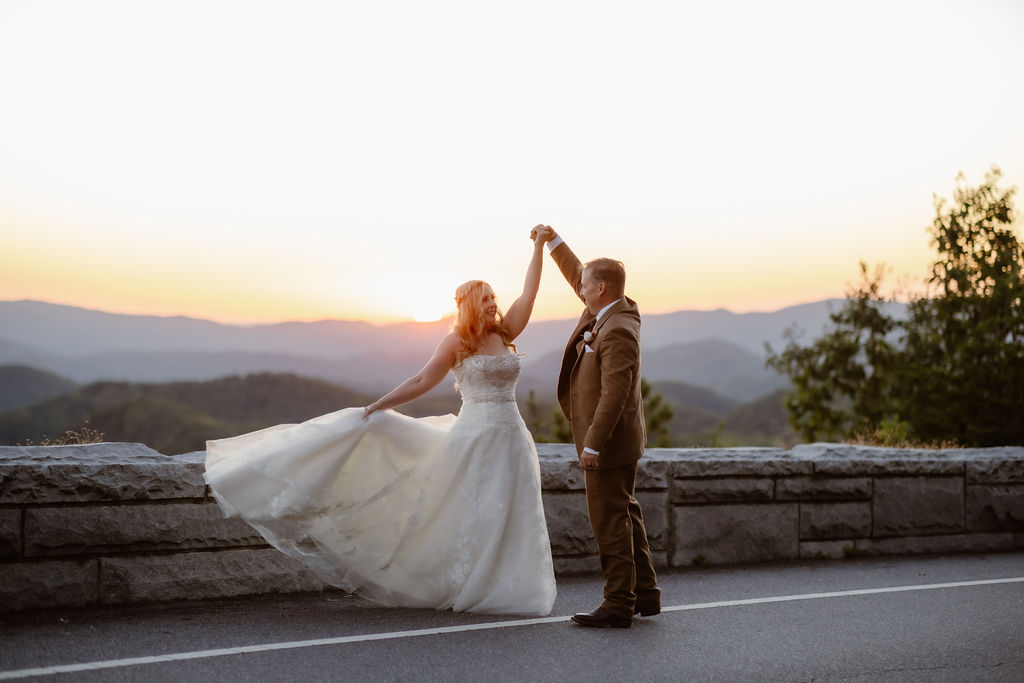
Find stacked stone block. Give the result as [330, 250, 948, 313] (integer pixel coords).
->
[0, 443, 323, 611]
[539, 443, 1024, 571]
[2, 441, 1022, 612]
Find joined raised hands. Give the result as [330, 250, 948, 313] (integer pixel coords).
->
[530, 224, 557, 245]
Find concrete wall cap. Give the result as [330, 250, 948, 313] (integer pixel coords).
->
[791, 443, 1024, 461]
[0, 442, 166, 463]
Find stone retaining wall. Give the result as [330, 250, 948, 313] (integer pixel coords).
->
[2, 442, 1022, 611]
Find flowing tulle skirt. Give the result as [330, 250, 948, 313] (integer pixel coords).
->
[204, 406, 556, 615]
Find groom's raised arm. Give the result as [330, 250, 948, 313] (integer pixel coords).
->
[546, 232, 586, 303]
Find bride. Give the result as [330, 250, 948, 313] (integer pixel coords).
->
[204, 230, 556, 615]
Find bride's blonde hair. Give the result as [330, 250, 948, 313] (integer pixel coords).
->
[452, 280, 517, 365]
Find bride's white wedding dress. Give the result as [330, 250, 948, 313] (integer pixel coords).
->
[204, 353, 556, 616]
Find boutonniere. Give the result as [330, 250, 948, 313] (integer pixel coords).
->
[583, 329, 596, 343]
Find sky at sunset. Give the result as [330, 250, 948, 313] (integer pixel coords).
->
[2, 0, 1023, 325]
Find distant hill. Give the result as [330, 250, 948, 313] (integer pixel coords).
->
[650, 380, 738, 414]
[641, 339, 789, 402]
[0, 365, 78, 412]
[0, 368, 796, 452]
[723, 389, 794, 443]
[654, 383, 796, 448]
[0, 373, 376, 454]
[0, 343, 460, 397]
[516, 349, 564, 397]
[651, 380, 737, 439]
[0, 298, 906, 403]
[87, 396, 232, 456]
[1, 298, 870, 357]
[0, 299, 449, 357]
[518, 339, 787, 404]
[523, 376, 795, 448]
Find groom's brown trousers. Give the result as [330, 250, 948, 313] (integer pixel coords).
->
[585, 461, 660, 618]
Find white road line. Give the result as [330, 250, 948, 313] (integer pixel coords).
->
[2, 576, 1022, 680]
[661, 576, 1024, 613]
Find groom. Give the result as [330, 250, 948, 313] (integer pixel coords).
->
[532, 225, 661, 629]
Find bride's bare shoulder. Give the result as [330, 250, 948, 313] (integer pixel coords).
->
[437, 332, 464, 353]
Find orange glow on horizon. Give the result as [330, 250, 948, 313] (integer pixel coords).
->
[1, 1, 1020, 326]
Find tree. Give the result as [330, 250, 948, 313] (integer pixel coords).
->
[550, 409, 575, 443]
[642, 378, 674, 447]
[766, 262, 899, 441]
[767, 167, 1023, 446]
[899, 168, 1024, 445]
[524, 390, 550, 442]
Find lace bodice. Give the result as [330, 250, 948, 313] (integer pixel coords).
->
[453, 353, 521, 404]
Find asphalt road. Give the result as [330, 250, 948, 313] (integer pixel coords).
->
[2, 552, 1023, 682]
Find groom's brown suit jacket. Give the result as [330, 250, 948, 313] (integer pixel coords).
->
[552, 242, 646, 469]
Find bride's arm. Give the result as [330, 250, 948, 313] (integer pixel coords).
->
[362, 333, 461, 418]
[502, 231, 546, 341]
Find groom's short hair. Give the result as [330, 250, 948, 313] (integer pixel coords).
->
[584, 258, 626, 298]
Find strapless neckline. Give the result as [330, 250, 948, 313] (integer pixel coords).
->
[454, 353, 521, 406]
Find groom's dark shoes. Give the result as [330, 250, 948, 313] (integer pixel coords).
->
[634, 602, 661, 617]
[634, 588, 662, 616]
[571, 607, 631, 629]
